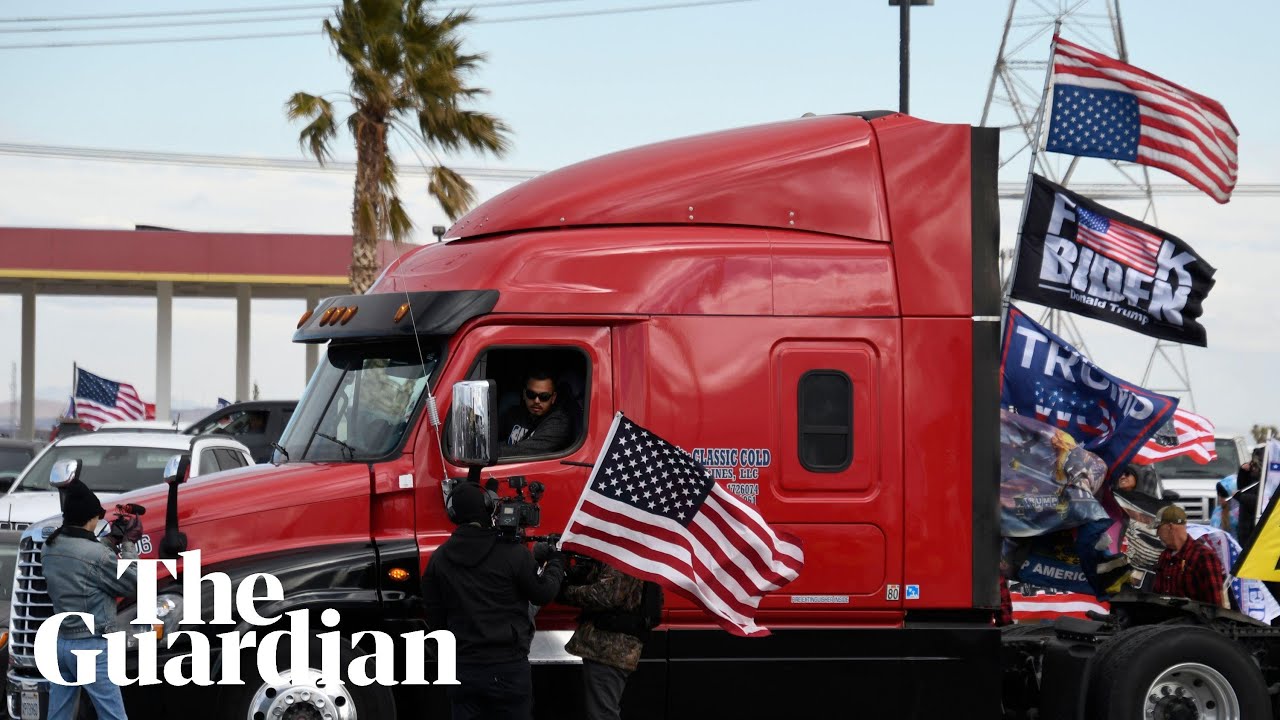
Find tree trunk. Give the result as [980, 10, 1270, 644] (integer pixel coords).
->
[350, 112, 389, 294]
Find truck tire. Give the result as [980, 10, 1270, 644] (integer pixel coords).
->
[1087, 625, 1267, 720]
[219, 634, 396, 720]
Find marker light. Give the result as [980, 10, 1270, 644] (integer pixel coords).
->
[388, 567, 410, 582]
[319, 307, 337, 326]
[341, 306, 359, 325]
[393, 303, 410, 323]
[297, 308, 314, 329]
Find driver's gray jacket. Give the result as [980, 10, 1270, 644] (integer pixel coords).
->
[41, 527, 139, 638]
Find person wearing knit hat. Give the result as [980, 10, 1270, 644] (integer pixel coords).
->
[423, 481, 567, 719]
[41, 479, 140, 720]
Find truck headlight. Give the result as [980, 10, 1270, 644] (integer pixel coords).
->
[121, 593, 183, 648]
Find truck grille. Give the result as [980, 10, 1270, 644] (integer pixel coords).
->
[1175, 496, 1213, 524]
[10, 536, 52, 666]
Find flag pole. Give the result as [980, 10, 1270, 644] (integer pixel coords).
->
[558, 412, 624, 542]
[1001, 21, 1062, 338]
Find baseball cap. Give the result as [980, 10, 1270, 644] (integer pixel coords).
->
[1155, 505, 1187, 528]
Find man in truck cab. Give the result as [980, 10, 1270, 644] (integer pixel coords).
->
[1153, 504, 1227, 607]
[498, 369, 573, 458]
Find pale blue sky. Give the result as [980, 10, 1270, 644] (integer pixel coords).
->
[0, 0, 1277, 434]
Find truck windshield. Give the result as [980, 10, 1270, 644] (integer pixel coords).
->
[279, 339, 440, 463]
[1155, 439, 1241, 479]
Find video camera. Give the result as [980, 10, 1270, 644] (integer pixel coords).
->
[492, 476, 555, 544]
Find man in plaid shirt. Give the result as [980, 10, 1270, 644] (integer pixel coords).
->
[1152, 505, 1226, 606]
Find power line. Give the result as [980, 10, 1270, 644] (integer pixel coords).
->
[0, 142, 543, 182]
[0, 0, 755, 49]
[3, 141, 1278, 198]
[0, 0, 580, 24]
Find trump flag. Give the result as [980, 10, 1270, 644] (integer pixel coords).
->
[1000, 306, 1178, 475]
[559, 413, 804, 637]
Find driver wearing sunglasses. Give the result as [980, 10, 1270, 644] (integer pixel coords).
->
[498, 369, 573, 458]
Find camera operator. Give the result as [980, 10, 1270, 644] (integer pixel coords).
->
[556, 558, 662, 720]
[423, 481, 567, 720]
[41, 480, 143, 720]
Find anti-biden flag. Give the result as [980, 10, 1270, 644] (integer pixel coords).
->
[1000, 305, 1178, 476]
[559, 413, 803, 637]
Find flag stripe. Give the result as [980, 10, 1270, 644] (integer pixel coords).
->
[1076, 229, 1158, 274]
[700, 494, 800, 584]
[1133, 408, 1217, 464]
[566, 519, 761, 620]
[708, 485, 805, 566]
[570, 495, 767, 608]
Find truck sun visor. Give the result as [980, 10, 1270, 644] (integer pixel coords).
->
[292, 290, 499, 343]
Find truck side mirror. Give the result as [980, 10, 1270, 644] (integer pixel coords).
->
[49, 459, 82, 488]
[163, 454, 191, 485]
[448, 379, 500, 468]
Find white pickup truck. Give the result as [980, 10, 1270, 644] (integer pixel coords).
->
[1156, 434, 1249, 522]
[0, 432, 254, 532]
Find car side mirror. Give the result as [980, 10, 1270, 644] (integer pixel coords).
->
[49, 459, 82, 488]
[448, 379, 500, 468]
[163, 454, 191, 485]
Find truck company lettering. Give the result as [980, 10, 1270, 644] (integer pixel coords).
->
[1012, 174, 1216, 346]
[33, 551, 457, 688]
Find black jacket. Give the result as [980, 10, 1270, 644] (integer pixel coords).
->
[422, 524, 565, 664]
[498, 403, 572, 457]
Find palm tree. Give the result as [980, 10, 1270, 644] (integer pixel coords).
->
[287, 0, 510, 293]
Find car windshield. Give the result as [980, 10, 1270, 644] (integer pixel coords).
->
[17, 445, 183, 493]
[0, 447, 34, 474]
[278, 339, 439, 463]
[1155, 439, 1241, 479]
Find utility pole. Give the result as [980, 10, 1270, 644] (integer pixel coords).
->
[889, 0, 933, 114]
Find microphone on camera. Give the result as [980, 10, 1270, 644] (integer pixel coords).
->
[118, 503, 147, 516]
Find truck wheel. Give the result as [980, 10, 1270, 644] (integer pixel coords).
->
[1088, 625, 1267, 720]
[220, 635, 396, 720]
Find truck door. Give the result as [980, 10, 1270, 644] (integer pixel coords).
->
[423, 324, 615, 628]
[761, 331, 904, 615]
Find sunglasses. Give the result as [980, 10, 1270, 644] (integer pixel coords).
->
[525, 389, 554, 402]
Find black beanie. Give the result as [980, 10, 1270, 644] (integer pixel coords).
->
[451, 481, 491, 525]
[62, 481, 106, 527]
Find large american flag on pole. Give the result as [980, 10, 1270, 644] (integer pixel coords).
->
[559, 413, 803, 637]
[1045, 35, 1238, 203]
[73, 365, 149, 428]
[1133, 407, 1218, 465]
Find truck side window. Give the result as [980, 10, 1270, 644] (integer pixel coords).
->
[454, 347, 589, 463]
[797, 370, 853, 472]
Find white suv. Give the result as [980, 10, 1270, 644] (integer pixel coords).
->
[0, 432, 253, 532]
[1156, 434, 1249, 523]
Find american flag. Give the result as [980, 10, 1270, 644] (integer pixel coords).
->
[559, 414, 804, 637]
[73, 366, 148, 427]
[1045, 36, 1238, 204]
[1133, 407, 1217, 465]
[1074, 204, 1164, 276]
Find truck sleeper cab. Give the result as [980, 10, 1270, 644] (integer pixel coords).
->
[7, 112, 1006, 719]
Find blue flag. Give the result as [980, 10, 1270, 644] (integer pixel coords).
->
[1000, 305, 1177, 475]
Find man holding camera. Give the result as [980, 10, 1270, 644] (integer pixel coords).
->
[423, 481, 567, 719]
[41, 480, 143, 720]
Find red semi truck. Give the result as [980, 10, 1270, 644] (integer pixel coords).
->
[7, 112, 1276, 720]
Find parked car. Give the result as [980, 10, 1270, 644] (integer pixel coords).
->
[182, 400, 297, 463]
[95, 420, 181, 433]
[0, 439, 43, 498]
[0, 432, 253, 533]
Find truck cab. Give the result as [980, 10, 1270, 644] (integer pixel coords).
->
[7, 112, 1007, 719]
[1157, 434, 1248, 522]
